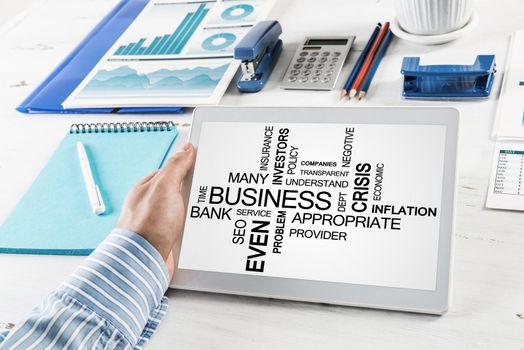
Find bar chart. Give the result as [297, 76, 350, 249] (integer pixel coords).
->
[114, 3, 209, 56]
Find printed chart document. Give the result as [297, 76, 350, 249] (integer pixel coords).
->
[492, 31, 524, 139]
[486, 142, 524, 210]
[63, 0, 274, 108]
[180, 122, 447, 291]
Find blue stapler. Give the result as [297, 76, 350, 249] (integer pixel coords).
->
[234, 20, 283, 92]
[401, 55, 496, 99]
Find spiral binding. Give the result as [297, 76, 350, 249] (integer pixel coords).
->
[70, 121, 179, 134]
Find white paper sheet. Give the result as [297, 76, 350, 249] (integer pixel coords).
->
[492, 31, 524, 140]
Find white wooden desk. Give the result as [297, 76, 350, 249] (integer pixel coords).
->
[1, 0, 523, 348]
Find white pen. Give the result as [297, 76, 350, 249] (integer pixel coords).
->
[77, 142, 106, 215]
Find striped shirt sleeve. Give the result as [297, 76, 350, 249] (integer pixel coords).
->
[0, 228, 170, 350]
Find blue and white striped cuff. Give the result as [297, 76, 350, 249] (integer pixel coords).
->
[59, 228, 170, 345]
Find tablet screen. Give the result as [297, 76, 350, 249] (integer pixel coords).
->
[179, 122, 446, 291]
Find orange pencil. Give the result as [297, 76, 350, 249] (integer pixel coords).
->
[349, 22, 390, 98]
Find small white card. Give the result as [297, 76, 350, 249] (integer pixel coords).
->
[486, 142, 524, 211]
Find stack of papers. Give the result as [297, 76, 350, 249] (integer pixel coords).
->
[63, 0, 275, 108]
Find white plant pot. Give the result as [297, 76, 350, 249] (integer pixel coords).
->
[394, 0, 473, 35]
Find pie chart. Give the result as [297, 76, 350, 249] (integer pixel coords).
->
[221, 4, 254, 20]
[201, 33, 237, 51]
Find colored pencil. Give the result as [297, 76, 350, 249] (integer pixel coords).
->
[358, 29, 393, 100]
[349, 22, 390, 98]
[340, 23, 382, 99]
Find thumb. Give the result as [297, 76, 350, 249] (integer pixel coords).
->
[159, 143, 196, 187]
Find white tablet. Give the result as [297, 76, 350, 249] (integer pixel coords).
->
[172, 106, 458, 315]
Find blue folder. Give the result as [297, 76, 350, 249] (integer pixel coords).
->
[0, 122, 179, 255]
[17, 0, 183, 114]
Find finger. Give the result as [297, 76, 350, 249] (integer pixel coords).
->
[158, 143, 196, 187]
[136, 170, 159, 186]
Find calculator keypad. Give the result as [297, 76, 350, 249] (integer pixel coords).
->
[285, 53, 332, 85]
[281, 37, 355, 90]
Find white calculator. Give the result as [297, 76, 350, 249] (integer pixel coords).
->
[280, 36, 355, 90]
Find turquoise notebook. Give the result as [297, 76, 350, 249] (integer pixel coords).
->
[0, 121, 179, 255]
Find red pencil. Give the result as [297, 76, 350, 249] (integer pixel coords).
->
[349, 22, 390, 98]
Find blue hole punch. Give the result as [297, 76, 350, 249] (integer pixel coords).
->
[401, 55, 496, 100]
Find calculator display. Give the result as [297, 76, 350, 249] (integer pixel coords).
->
[305, 39, 348, 46]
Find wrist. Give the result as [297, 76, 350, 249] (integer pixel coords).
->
[115, 226, 171, 262]
[141, 234, 172, 261]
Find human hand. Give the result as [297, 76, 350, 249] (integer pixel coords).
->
[118, 143, 195, 278]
